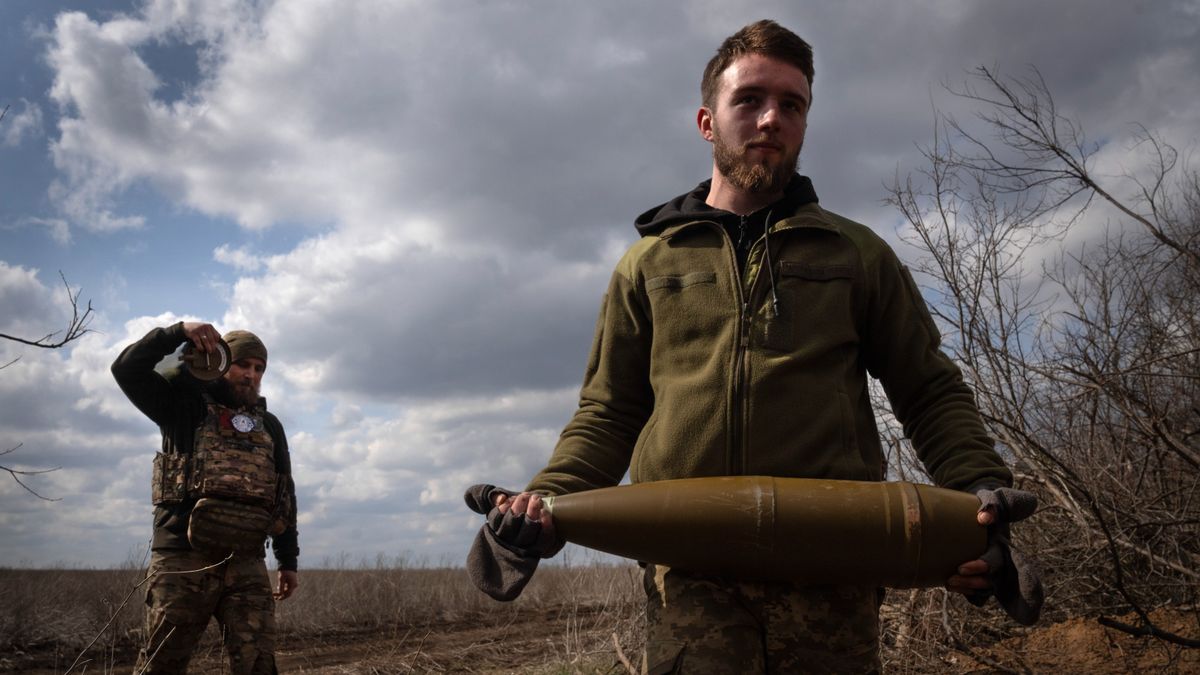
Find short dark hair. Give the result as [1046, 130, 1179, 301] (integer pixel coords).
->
[701, 20, 814, 109]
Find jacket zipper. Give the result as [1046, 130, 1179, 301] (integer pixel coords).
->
[699, 221, 748, 476]
[731, 227, 768, 477]
[732, 301, 750, 475]
[736, 235, 770, 475]
[685, 219, 775, 476]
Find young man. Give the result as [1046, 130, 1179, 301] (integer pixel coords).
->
[478, 20, 1031, 673]
[113, 322, 299, 674]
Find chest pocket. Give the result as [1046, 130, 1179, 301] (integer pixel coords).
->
[759, 261, 857, 352]
[646, 272, 717, 292]
[645, 271, 724, 365]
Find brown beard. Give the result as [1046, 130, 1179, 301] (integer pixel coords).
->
[712, 125, 800, 194]
[214, 378, 260, 407]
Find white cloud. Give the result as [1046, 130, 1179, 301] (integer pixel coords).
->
[42, 0, 699, 251]
[213, 243, 263, 272]
[278, 387, 572, 560]
[0, 262, 54, 328]
[330, 402, 363, 429]
[25, 217, 72, 244]
[1, 99, 44, 147]
[219, 225, 614, 400]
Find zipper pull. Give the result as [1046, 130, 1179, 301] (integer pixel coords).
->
[740, 301, 751, 347]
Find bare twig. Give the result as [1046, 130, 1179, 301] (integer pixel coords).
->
[1098, 616, 1200, 649]
[612, 632, 637, 675]
[64, 553, 234, 675]
[134, 625, 177, 675]
[0, 271, 95, 349]
[0, 443, 61, 501]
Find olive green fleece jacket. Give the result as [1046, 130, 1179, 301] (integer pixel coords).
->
[528, 185, 1012, 496]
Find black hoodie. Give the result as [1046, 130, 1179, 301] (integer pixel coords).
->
[634, 174, 820, 275]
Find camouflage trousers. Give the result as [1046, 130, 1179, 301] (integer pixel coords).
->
[642, 564, 881, 674]
[135, 548, 277, 675]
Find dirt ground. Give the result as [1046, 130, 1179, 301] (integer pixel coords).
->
[957, 609, 1199, 675]
[269, 610, 606, 674]
[6, 607, 1197, 674]
[3, 607, 622, 675]
[218, 609, 1200, 674]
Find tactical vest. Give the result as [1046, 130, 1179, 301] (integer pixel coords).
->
[152, 393, 288, 555]
[190, 395, 277, 505]
[151, 394, 277, 506]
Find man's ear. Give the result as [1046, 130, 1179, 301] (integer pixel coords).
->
[697, 106, 714, 142]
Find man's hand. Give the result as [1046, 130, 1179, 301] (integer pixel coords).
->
[492, 491, 558, 552]
[274, 569, 299, 601]
[182, 321, 222, 353]
[945, 508, 998, 596]
[949, 486, 1045, 625]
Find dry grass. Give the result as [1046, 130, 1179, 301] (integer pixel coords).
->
[0, 556, 645, 674]
[3, 557, 1195, 674]
[0, 567, 147, 672]
[275, 556, 646, 673]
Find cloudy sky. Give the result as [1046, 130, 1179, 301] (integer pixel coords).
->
[2, 0, 1197, 569]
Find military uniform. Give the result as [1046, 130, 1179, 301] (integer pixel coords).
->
[113, 323, 298, 675]
[139, 549, 277, 673]
[643, 566, 881, 674]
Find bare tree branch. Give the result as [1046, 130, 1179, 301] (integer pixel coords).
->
[0, 444, 62, 501]
[0, 272, 91, 502]
[886, 65, 1200, 651]
[1098, 616, 1200, 649]
[0, 271, 95, 348]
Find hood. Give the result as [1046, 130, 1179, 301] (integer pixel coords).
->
[634, 174, 820, 236]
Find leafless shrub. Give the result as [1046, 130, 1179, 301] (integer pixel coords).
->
[885, 66, 1200, 648]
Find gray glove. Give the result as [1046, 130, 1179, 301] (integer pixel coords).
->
[463, 484, 563, 602]
[967, 484, 1044, 625]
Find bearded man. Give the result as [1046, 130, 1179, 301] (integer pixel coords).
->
[113, 321, 298, 674]
[469, 19, 1037, 673]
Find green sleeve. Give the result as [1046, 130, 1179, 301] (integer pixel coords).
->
[526, 265, 654, 495]
[861, 244, 1012, 491]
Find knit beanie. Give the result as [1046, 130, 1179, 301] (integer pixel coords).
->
[223, 330, 268, 364]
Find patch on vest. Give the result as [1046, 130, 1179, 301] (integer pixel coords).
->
[231, 413, 256, 433]
[191, 402, 277, 506]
